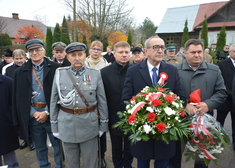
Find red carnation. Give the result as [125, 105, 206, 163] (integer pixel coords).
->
[180, 110, 185, 117]
[128, 115, 137, 124]
[152, 99, 162, 107]
[147, 112, 156, 122]
[209, 140, 215, 145]
[165, 95, 174, 104]
[130, 96, 137, 102]
[156, 87, 164, 91]
[197, 134, 204, 140]
[199, 144, 207, 149]
[144, 92, 151, 97]
[156, 123, 166, 132]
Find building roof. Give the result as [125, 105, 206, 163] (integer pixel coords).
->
[0, 14, 47, 38]
[156, 1, 229, 34]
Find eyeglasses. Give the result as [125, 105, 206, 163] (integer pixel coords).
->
[147, 45, 165, 51]
[28, 48, 44, 53]
[90, 47, 102, 51]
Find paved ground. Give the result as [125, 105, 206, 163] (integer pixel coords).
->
[11, 111, 235, 167]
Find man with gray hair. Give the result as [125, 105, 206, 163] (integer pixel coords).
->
[50, 42, 108, 168]
[12, 39, 62, 168]
[5, 49, 27, 78]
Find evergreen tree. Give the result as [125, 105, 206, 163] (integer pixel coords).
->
[53, 23, 61, 43]
[200, 17, 208, 48]
[46, 27, 53, 58]
[140, 36, 145, 47]
[181, 19, 189, 47]
[216, 25, 226, 52]
[140, 17, 157, 39]
[60, 16, 70, 45]
[127, 30, 133, 45]
[82, 34, 89, 56]
[0, 33, 12, 46]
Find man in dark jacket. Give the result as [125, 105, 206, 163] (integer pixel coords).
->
[217, 44, 235, 150]
[0, 74, 19, 168]
[52, 42, 71, 67]
[122, 36, 185, 168]
[101, 41, 133, 168]
[12, 39, 62, 168]
[0, 48, 13, 74]
[103, 46, 115, 64]
[5, 49, 27, 78]
[5, 49, 35, 151]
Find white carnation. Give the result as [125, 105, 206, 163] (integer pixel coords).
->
[172, 101, 179, 108]
[164, 107, 176, 116]
[143, 124, 151, 134]
[146, 106, 154, 112]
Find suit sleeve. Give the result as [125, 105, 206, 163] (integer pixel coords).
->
[12, 69, 19, 126]
[121, 68, 134, 110]
[204, 68, 228, 111]
[96, 71, 109, 132]
[50, 69, 60, 133]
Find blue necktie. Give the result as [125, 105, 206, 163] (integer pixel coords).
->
[152, 67, 158, 87]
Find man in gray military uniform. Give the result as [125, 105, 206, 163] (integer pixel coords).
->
[50, 42, 109, 168]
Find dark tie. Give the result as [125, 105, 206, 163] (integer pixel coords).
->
[152, 67, 158, 87]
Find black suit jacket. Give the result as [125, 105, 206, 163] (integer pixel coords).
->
[218, 58, 235, 111]
[12, 58, 60, 142]
[122, 59, 185, 160]
[54, 57, 71, 67]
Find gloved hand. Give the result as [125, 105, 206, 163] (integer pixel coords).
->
[53, 132, 60, 139]
[99, 131, 104, 137]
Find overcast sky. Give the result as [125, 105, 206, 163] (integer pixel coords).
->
[0, 0, 227, 27]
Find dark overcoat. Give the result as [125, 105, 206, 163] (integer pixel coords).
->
[217, 58, 235, 111]
[53, 57, 71, 67]
[12, 58, 60, 143]
[122, 59, 186, 160]
[100, 61, 131, 135]
[5, 64, 19, 79]
[0, 74, 19, 155]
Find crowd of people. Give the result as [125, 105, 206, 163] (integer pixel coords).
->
[0, 36, 234, 168]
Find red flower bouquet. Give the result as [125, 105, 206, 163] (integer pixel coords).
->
[114, 73, 191, 144]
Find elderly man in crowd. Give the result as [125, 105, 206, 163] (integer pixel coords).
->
[170, 39, 227, 168]
[5, 49, 27, 78]
[122, 36, 185, 168]
[12, 39, 62, 168]
[0, 48, 14, 74]
[163, 45, 183, 65]
[130, 47, 145, 64]
[52, 42, 71, 67]
[50, 42, 109, 168]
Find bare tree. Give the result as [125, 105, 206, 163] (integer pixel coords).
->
[64, 0, 133, 42]
[34, 15, 49, 25]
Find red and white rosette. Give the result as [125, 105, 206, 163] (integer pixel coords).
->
[158, 72, 168, 85]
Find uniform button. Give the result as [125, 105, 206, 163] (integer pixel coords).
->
[64, 87, 67, 89]
[76, 83, 78, 85]
[76, 101, 78, 103]
[76, 95, 79, 97]
[76, 76, 79, 79]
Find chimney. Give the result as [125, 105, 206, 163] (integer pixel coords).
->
[12, 13, 19, 19]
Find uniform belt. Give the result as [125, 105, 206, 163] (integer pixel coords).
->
[32, 102, 47, 108]
[60, 105, 97, 115]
